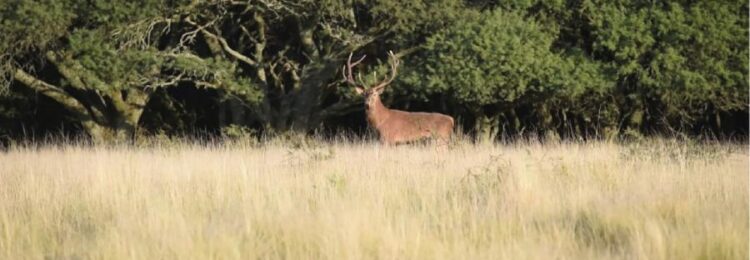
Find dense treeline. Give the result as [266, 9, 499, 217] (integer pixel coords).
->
[0, 0, 747, 143]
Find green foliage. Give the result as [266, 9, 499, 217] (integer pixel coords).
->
[65, 30, 160, 90]
[402, 11, 554, 105]
[71, 0, 167, 27]
[361, 0, 465, 43]
[0, 0, 74, 54]
[396, 1, 746, 138]
[400, 9, 614, 136]
[583, 0, 748, 127]
[403, 9, 613, 105]
[0, 0, 746, 141]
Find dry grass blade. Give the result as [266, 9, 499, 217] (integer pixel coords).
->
[0, 139, 746, 259]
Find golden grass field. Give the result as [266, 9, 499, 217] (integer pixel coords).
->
[0, 138, 747, 259]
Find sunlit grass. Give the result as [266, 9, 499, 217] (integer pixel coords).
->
[0, 139, 746, 259]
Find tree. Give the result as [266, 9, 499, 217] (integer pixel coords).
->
[1, 0, 745, 141]
[400, 10, 613, 141]
[0, 0, 246, 143]
[175, 0, 465, 133]
[581, 0, 748, 133]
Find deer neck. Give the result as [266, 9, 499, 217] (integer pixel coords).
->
[366, 97, 391, 128]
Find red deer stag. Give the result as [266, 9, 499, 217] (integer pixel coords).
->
[343, 51, 454, 145]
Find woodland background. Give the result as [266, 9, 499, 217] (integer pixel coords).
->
[1, 0, 747, 143]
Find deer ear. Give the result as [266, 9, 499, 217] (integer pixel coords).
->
[374, 86, 385, 94]
[355, 86, 365, 94]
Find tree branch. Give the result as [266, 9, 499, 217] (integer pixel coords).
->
[13, 69, 92, 120]
[45, 51, 114, 123]
[185, 18, 258, 66]
[45, 51, 88, 91]
[296, 13, 320, 59]
[253, 12, 268, 83]
[45, 51, 110, 91]
[144, 73, 185, 90]
[108, 90, 130, 115]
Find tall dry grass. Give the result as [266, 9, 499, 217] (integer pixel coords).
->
[0, 139, 747, 259]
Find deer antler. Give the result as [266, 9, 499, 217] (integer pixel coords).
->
[342, 52, 366, 86]
[373, 50, 400, 90]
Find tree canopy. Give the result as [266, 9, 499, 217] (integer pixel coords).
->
[1, 0, 747, 143]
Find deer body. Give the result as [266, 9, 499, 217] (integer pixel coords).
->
[365, 95, 454, 145]
[344, 51, 454, 145]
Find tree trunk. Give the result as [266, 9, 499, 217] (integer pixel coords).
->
[474, 111, 500, 143]
[15, 68, 149, 144]
[81, 121, 137, 144]
[507, 108, 521, 134]
[81, 100, 146, 144]
[539, 103, 559, 141]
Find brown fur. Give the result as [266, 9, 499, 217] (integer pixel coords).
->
[344, 51, 454, 145]
[364, 92, 454, 145]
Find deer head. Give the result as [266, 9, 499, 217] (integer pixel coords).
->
[342, 51, 400, 110]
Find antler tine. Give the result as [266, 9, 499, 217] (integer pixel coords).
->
[374, 50, 400, 90]
[342, 52, 366, 86]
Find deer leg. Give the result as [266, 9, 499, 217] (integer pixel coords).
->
[436, 130, 452, 147]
